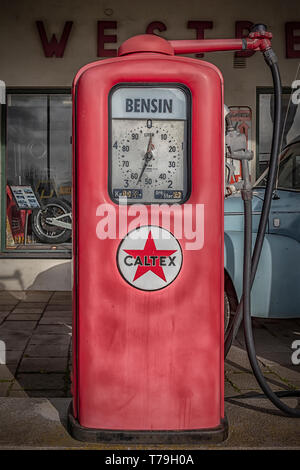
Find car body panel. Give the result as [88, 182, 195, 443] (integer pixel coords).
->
[224, 230, 300, 318]
[224, 141, 300, 319]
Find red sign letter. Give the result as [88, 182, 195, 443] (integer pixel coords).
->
[235, 21, 255, 58]
[36, 21, 73, 58]
[146, 22, 167, 35]
[286, 22, 300, 58]
[97, 21, 117, 57]
[187, 21, 213, 57]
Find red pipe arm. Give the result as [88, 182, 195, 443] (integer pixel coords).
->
[118, 29, 273, 57]
[169, 33, 272, 55]
[169, 39, 245, 54]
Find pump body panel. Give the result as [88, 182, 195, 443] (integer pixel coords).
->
[72, 52, 225, 435]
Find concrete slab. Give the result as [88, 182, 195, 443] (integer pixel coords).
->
[19, 357, 68, 373]
[14, 373, 66, 391]
[1, 321, 37, 331]
[39, 317, 72, 325]
[33, 325, 71, 335]
[0, 292, 53, 303]
[45, 305, 72, 311]
[0, 331, 31, 350]
[0, 397, 299, 449]
[7, 314, 42, 321]
[25, 343, 70, 358]
[17, 303, 48, 309]
[28, 334, 71, 346]
[12, 308, 44, 314]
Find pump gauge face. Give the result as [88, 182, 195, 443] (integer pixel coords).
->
[109, 85, 190, 204]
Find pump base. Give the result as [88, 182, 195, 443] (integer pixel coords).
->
[67, 402, 228, 444]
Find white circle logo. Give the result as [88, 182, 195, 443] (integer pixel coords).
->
[117, 226, 182, 291]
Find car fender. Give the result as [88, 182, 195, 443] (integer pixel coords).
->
[224, 231, 300, 318]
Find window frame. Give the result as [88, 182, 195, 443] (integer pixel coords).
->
[256, 86, 292, 179]
[0, 87, 72, 259]
[277, 144, 300, 192]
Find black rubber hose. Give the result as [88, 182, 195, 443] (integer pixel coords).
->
[224, 61, 282, 357]
[243, 192, 300, 417]
[226, 56, 300, 416]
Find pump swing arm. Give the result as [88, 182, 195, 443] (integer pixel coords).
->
[171, 24, 300, 418]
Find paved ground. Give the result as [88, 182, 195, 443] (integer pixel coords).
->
[0, 290, 299, 449]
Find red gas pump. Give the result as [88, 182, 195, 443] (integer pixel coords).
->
[68, 25, 290, 443]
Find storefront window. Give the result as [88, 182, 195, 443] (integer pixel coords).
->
[257, 87, 300, 177]
[5, 91, 72, 253]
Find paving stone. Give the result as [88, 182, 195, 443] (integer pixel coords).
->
[257, 351, 297, 368]
[39, 317, 72, 325]
[16, 292, 53, 302]
[43, 310, 72, 316]
[19, 357, 68, 373]
[0, 293, 20, 304]
[0, 321, 37, 331]
[0, 299, 18, 305]
[236, 324, 293, 353]
[12, 308, 44, 314]
[7, 314, 41, 321]
[10, 380, 24, 391]
[0, 313, 9, 324]
[45, 305, 72, 311]
[24, 343, 70, 358]
[0, 332, 30, 350]
[24, 390, 66, 398]
[259, 363, 300, 385]
[17, 303, 47, 309]
[228, 371, 291, 392]
[50, 292, 71, 298]
[44, 313, 72, 320]
[0, 305, 16, 311]
[29, 334, 70, 346]
[225, 377, 239, 395]
[0, 381, 12, 396]
[15, 373, 65, 390]
[49, 295, 72, 305]
[34, 325, 71, 335]
[8, 390, 28, 397]
[49, 300, 72, 307]
[226, 346, 253, 372]
[5, 350, 23, 365]
[0, 366, 16, 380]
[225, 361, 247, 374]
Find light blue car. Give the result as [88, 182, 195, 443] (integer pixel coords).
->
[224, 140, 300, 320]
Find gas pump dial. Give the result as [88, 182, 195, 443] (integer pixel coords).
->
[109, 85, 190, 204]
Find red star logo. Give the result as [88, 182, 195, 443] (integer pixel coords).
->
[123, 231, 178, 282]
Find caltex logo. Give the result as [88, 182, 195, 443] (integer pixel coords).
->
[117, 226, 182, 291]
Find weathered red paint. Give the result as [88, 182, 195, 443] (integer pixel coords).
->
[72, 34, 225, 431]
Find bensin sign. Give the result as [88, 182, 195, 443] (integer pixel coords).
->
[35, 20, 300, 58]
[125, 98, 173, 114]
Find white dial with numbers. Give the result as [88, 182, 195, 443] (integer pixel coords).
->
[109, 86, 190, 204]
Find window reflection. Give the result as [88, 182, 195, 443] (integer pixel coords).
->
[6, 93, 72, 250]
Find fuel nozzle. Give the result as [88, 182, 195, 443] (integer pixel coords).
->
[225, 127, 253, 198]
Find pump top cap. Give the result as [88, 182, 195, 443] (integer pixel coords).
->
[118, 34, 174, 56]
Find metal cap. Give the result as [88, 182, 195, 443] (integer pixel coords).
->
[118, 34, 174, 56]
